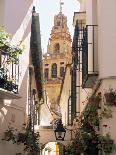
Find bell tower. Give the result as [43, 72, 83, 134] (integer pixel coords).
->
[43, 2, 72, 111]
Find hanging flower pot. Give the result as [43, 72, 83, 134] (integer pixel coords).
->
[98, 134, 114, 154]
[104, 89, 116, 106]
[102, 140, 113, 153]
[17, 132, 26, 143]
[4, 130, 13, 141]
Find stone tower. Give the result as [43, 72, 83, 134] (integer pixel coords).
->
[43, 4, 72, 110]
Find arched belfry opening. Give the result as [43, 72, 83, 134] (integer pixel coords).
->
[54, 43, 60, 53]
[51, 63, 57, 78]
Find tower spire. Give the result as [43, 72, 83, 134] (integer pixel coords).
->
[60, 0, 64, 13]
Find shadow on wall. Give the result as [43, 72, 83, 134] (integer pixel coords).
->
[0, 68, 29, 141]
[0, 68, 30, 154]
[15, 67, 29, 110]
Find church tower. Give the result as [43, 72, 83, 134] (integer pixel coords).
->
[43, 2, 72, 110]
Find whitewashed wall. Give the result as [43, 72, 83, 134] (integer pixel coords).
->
[98, 0, 116, 79]
[0, 0, 33, 154]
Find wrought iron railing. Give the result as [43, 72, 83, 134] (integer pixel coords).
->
[82, 27, 88, 86]
[70, 25, 81, 125]
[70, 24, 98, 124]
[82, 25, 98, 88]
[0, 49, 19, 93]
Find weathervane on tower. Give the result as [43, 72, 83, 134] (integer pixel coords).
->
[60, 0, 64, 13]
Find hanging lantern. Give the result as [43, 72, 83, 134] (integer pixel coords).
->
[54, 119, 66, 141]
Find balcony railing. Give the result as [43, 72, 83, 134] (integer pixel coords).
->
[82, 27, 88, 86]
[82, 25, 98, 88]
[0, 49, 19, 93]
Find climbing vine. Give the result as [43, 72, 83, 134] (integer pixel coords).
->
[65, 90, 116, 155]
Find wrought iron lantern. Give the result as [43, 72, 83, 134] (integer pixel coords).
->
[54, 119, 66, 141]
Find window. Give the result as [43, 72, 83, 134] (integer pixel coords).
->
[44, 68, 49, 80]
[60, 67, 64, 77]
[54, 43, 60, 53]
[51, 63, 57, 78]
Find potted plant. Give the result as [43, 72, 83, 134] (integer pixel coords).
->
[98, 133, 114, 154]
[2, 123, 40, 154]
[3, 127, 14, 141]
[104, 89, 116, 106]
[17, 132, 26, 144]
[100, 107, 112, 119]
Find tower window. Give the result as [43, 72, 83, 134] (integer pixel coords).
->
[44, 68, 49, 80]
[54, 43, 60, 53]
[51, 63, 57, 78]
[60, 67, 64, 77]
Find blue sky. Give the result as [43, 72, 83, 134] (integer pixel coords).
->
[34, 0, 80, 53]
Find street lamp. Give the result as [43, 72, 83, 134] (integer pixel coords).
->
[54, 119, 66, 141]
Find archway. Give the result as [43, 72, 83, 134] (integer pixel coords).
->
[35, 125, 74, 154]
[40, 142, 66, 155]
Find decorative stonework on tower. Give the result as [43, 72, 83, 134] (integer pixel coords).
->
[43, 2, 72, 110]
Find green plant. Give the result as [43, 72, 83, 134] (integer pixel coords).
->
[98, 133, 114, 154]
[66, 91, 116, 155]
[88, 94, 101, 108]
[2, 127, 14, 141]
[2, 123, 40, 154]
[83, 96, 100, 127]
[100, 106, 112, 119]
[0, 26, 24, 64]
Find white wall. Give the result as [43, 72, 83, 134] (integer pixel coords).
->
[39, 103, 53, 126]
[98, 0, 116, 78]
[0, 0, 5, 25]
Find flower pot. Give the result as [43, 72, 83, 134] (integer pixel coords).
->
[104, 93, 116, 105]
[17, 133, 26, 143]
[4, 131, 13, 141]
[102, 140, 113, 154]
